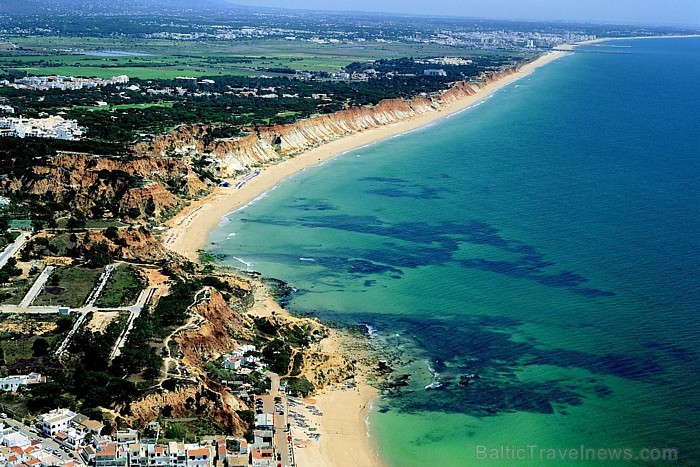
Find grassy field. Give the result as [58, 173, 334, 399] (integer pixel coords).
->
[95, 265, 144, 308]
[0, 36, 509, 79]
[74, 101, 174, 112]
[33, 266, 102, 308]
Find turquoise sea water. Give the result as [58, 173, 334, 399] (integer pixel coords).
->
[209, 38, 700, 466]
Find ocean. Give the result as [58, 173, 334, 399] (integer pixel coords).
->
[208, 38, 700, 466]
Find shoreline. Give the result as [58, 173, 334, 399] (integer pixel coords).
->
[163, 50, 567, 263]
[246, 278, 385, 467]
[162, 50, 567, 467]
[583, 34, 700, 44]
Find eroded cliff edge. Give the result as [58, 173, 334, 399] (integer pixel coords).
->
[0, 66, 523, 224]
[132, 67, 521, 179]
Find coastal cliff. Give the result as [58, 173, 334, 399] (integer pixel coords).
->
[133, 66, 521, 178]
[0, 65, 525, 223]
[0, 151, 210, 221]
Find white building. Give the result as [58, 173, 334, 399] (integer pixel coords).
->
[184, 446, 210, 467]
[424, 69, 448, 77]
[122, 442, 213, 467]
[0, 373, 46, 392]
[0, 116, 83, 140]
[250, 448, 274, 467]
[38, 409, 76, 437]
[222, 345, 259, 371]
[1, 431, 30, 448]
[115, 429, 139, 446]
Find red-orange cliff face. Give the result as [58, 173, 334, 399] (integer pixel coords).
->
[132, 68, 521, 178]
[0, 151, 210, 221]
[1, 67, 521, 223]
[177, 288, 256, 369]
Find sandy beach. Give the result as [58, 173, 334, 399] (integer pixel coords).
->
[291, 334, 383, 467]
[163, 50, 567, 263]
[556, 34, 700, 49]
[246, 280, 384, 467]
[162, 50, 566, 467]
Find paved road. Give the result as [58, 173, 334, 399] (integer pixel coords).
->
[110, 286, 157, 360]
[55, 311, 90, 356]
[84, 263, 116, 307]
[261, 373, 294, 467]
[0, 232, 30, 269]
[18, 265, 54, 308]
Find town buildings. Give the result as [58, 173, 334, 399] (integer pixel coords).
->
[4, 75, 129, 92]
[0, 116, 83, 140]
[221, 345, 260, 372]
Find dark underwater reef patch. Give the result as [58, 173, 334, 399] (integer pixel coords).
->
[353, 313, 666, 417]
[241, 214, 615, 298]
[358, 176, 409, 183]
[367, 186, 444, 200]
[388, 381, 584, 417]
[288, 197, 338, 211]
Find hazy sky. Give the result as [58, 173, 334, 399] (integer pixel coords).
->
[232, 0, 700, 27]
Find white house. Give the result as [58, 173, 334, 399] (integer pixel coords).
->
[424, 69, 447, 77]
[0, 373, 46, 392]
[38, 408, 76, 436]
[222, 345, 259, 371]
[185, 445, 210, 467]
[1, 431, 30, 448]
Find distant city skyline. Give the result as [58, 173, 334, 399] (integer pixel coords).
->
[230, 0, 700, 27]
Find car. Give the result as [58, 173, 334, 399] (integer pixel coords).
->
[12, 425, 20, 431]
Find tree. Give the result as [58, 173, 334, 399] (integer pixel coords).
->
[56, 317, 73, 333]
[85, 241, 111, 267]
[104, 226, 119, 240]
[66, 217, 86, 230]
[32, 338, 50, 357]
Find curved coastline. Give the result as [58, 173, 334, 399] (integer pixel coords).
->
[163, 50, 567, 263]
[162, 49, 567, 467]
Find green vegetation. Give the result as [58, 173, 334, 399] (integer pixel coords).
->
[161, 419, 224, 443]
[0, 313, 74, 376]
[0, 257, 23, 285]
[197, 250, 218, 265]
[283, 376, 315, 398]
[0, 230, 19, 250]
[0, 35, 519, 80]
[236, 410, 256, 442]
[0, 268, 40, 305]
[35, 312, 140, 413]
[261, 338, 292, 374]
[203, 361, 239, 383]
[95, 265, 144, 308]
[113, 278, 200, 379]
[34, 266, 102, 308]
